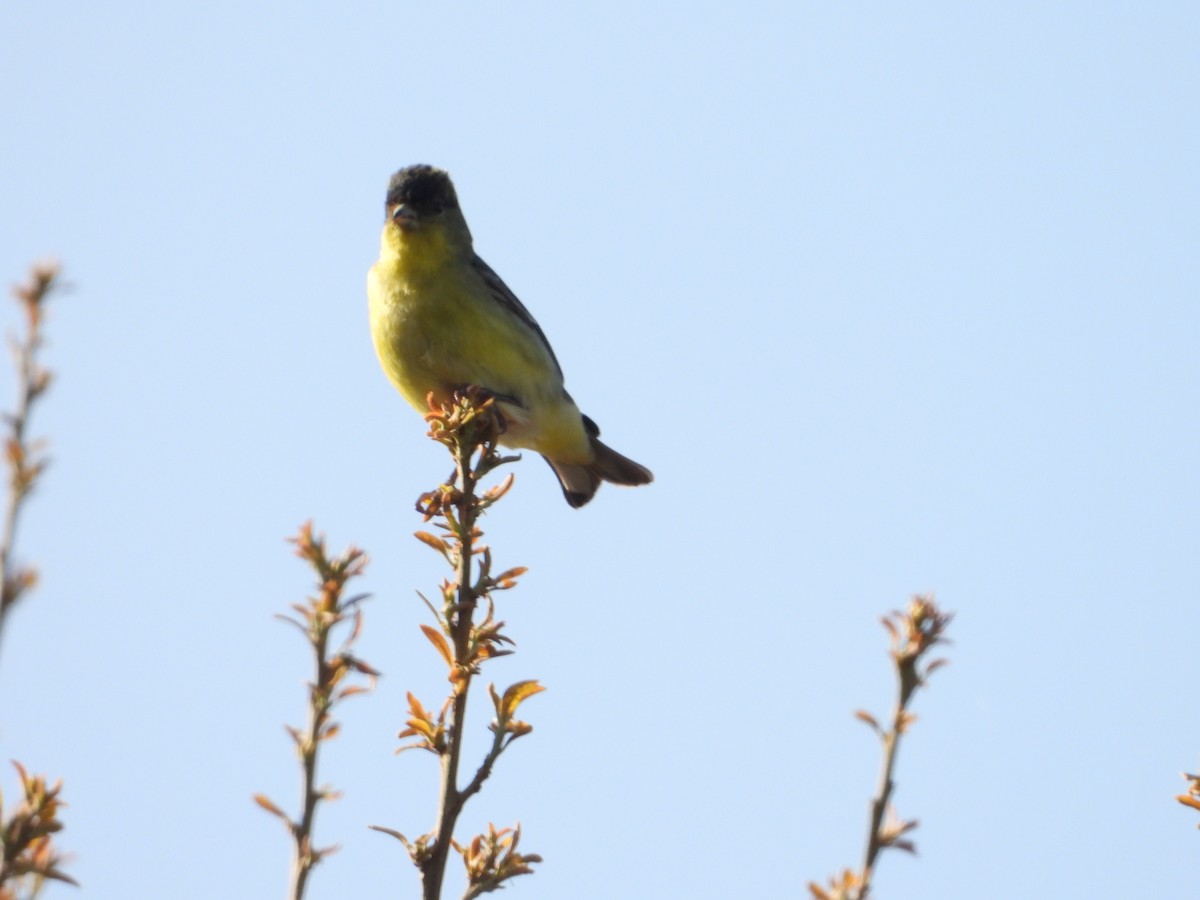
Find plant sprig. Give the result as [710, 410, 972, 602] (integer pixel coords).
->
[256, 523, 377, 900]
[373, 388, 542, 900]
[811, 595, 953, 900]
[0, 261, 59, 661]
[0, 261, 74, 899]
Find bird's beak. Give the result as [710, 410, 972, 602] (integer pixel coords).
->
[391, 204, 418, 231]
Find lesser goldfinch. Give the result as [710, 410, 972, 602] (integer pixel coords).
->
[367, 164, 653, 507]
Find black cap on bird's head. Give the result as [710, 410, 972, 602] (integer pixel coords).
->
[385, 165, 460, 230]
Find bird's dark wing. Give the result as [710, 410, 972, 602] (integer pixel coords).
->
[471, 255, 564, 380]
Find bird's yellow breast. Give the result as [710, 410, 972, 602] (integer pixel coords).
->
[367, 226, 592, 462]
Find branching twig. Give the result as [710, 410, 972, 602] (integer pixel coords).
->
[256, 523, 376, 900]
[0, 262, 74, 899]
[0, 261, 59, 664]
[372, 388, 542, 900]
[0, 762, 77, 897]
[810, 595, 952, 900]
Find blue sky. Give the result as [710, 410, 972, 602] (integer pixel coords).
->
[2, 2, 1197, 897]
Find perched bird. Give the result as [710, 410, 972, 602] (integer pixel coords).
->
[367, 164, 653, 507]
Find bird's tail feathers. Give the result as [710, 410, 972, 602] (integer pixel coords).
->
[589, 437, 654, 487]
[543, 437, 653, 508]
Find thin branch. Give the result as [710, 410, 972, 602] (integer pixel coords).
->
[0, 262, 75, 897]
[858, 673, 915, 894]
[809, 596, 952, 900]
[256, 524, 375, 900]
[379, 389, 541, 899]
[423, 432, 483, 900]
[856, 596, 951, 899]
[0, 260, 59, 664]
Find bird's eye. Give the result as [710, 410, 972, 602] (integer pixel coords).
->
[430, 200, 446, 214]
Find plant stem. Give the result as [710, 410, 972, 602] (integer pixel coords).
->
[423, 437, 481, 900]
[0, 455, 26, 658]
[858, 672, 918, 899]
[0, 265, 54, 667]
[290, 625, 330, 899]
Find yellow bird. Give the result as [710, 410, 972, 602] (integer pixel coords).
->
[367, 165, 653, 507]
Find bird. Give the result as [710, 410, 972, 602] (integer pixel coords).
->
[367, 164, 652, 507]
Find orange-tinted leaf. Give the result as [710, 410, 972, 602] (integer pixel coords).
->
[854, 710, 880, 730]
[406, 691, 429, 719]
[395, 741, 432, 755]
[475, 645, 514, 661]
[500, 680, 545, 719]
[1178, 794, 1200, 811]
[369, 824, 410, 845]
[254, 794, 289, 820]
[44, 867, 80, 887]
[420, 624, 455, 668]
[405, 719, 435, 740]
[482, 473, 515, 502]
[350, 657, 381, 677]
[414, 531, 451, 558]
[924, 658, 950, 676]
